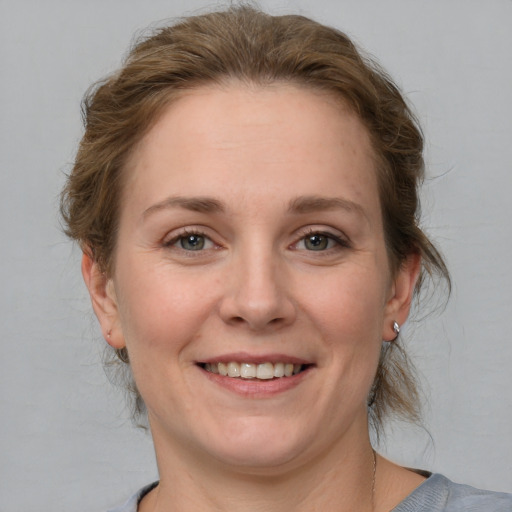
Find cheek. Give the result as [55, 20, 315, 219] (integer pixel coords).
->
[114, 259, 219, 354]
[303, 267, 387, 388]
[305, 270, 388, 338]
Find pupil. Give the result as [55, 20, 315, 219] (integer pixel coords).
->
[307, 234, 327, 250]
[182, 235, 204, 250]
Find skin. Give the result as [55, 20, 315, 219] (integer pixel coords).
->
[83, 83, 424, 511]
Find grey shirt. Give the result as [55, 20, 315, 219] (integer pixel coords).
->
[108, 474, 512, 512]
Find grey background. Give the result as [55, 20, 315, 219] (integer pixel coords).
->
[1, 0, 511, 510]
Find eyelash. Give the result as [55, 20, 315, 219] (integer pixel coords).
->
[164, 228, 350, 254]
[293, 228, 350, 252]
[163, 228, 217, 253]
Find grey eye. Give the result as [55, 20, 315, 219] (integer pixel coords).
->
[304, 234, 330, 251]
[180, 234, 206, 250]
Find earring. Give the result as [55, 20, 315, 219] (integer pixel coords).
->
[107, 329, 112, 339]
[389, 321, 400, 342]
[384, 321, 400, 343]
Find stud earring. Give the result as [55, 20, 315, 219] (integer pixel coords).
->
[384, 321, 400, 343]
[389, 321, 400, 342]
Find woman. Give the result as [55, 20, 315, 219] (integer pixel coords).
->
[60, 6, 511, 512]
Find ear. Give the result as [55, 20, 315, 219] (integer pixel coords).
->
[81, 250, 125, 349]
[382, 253, 421, 341]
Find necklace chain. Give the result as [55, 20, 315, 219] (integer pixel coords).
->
[148, 449, 379, 512]
[371, 449, 377, 512]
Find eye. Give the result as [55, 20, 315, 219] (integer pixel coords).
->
[294, 230, 348, 252]
[303, 233, 333, 251]
[165, 231, 215, 251]
[179, 234, 207, 250]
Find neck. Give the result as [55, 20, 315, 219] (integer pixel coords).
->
[143, 425, 377, 512]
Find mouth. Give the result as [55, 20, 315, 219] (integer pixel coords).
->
[199, 361, 310, 380]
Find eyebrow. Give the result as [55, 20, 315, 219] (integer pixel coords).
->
[142, 194, 368, 221]
[142, 196, 225, 219]
[287, 195, 368, 221]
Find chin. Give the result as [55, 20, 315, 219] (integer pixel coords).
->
[210, 443, 306, 472]
[200, 417, 314, 471]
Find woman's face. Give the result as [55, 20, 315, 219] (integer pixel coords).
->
[86, 83, 417, 471]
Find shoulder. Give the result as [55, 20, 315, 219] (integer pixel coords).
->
[107, 482, 158, 512]
[393, 473, 512, 512]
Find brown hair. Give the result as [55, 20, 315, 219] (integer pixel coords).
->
[61, 5, 450, 431]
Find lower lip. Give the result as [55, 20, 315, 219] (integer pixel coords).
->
[199, 366, 312, 398]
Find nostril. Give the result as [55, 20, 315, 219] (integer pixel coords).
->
[219, 287, 296, 330]
[228, 315, 287, 330]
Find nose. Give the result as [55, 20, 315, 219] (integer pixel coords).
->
[218, 246, 296, 332]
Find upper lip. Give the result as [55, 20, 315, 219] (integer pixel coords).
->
[198, 352, 313, 365]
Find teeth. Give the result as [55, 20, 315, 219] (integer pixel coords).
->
[205, 362, 304, 379]
[240, 363, 256, 378]
[227, 362, 240, 377]
[257, 362, 274, 380]
[218, 362, 228, 376]
[208, 363, 219, 374]
[273, 362, 285, 378]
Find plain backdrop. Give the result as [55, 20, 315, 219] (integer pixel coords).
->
[1, 0, 511, 510]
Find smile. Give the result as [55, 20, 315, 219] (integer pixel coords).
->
[203, 362, 305, 379]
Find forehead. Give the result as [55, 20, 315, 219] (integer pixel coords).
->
[123, 82, 380, 217]
[139, 82, 373, 152]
